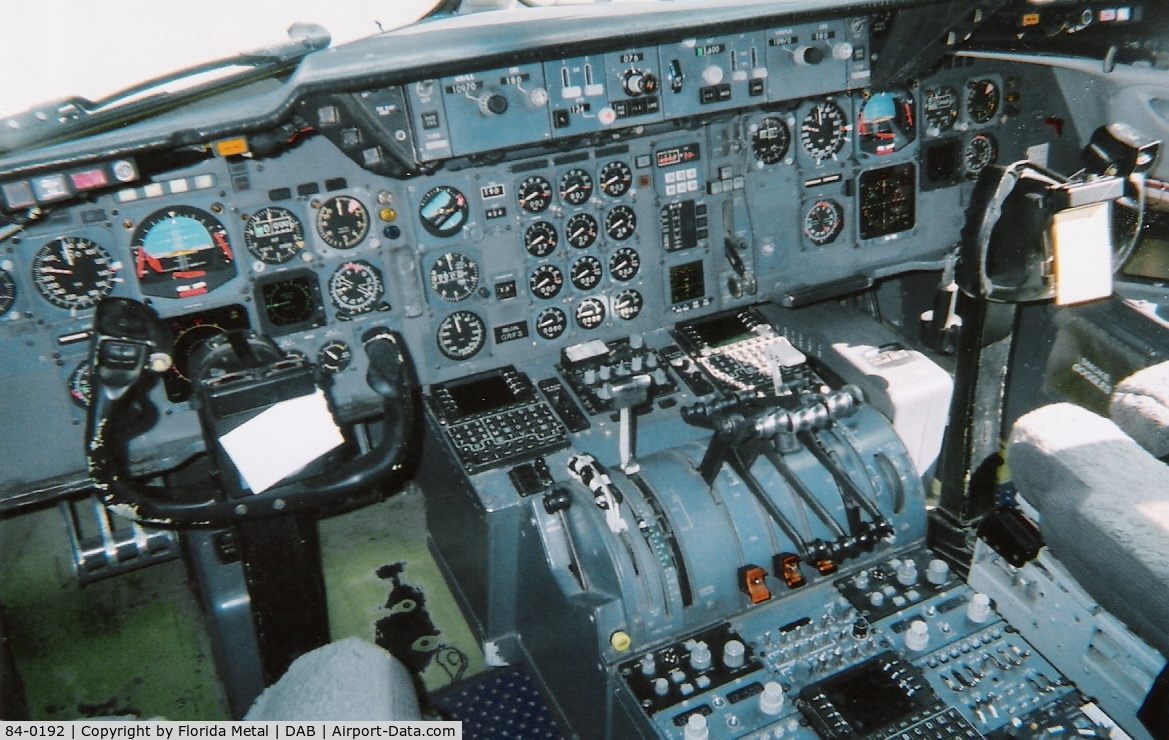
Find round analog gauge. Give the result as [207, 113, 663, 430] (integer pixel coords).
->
[923, 85, 960, 134]
[599, 161, 633, 198]
[436, 310, 487, 360]
[964, 133, 998, 177]
[752, 116, 792, 164]
[570, 255, 603, 291]
[244, 206, 305, 263]
[328, 260, 384, 315]
[966, 79, 1001, 124]
[0, 269, 15, 315]
[535, 306, 568, 340]
[605, 205, 637, 241]
[33, 237, 117, 310]
[559, 169, 594, 206]
[429, 251, 480, 302]
[418, 185, 469, 238]
[524, 221, 558, 257]
[565, 213, 599, 249]
[260, 276, 317, 327]
[131, 206, 236, 298]
[801, 99, 849, 163]
[317, 340, 353, 374]
[803, 200, 845, 245]
[517, 176, 553, 214]
[609, 247, 640, 282]
[529, 264, 564, 300]
[162, 305, 250, 401]
[316, 195, 370, 249]
[69, 361, 93, 408]
[858, 90, 916, 155]
[612, 289, 643, 321]
[575, 297, 606, 330]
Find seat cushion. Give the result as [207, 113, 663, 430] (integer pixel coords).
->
[1008, 403, 1169, 657]
[246, 638, 421, 721]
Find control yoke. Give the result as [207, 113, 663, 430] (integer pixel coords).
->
[85, 297, 418, 527]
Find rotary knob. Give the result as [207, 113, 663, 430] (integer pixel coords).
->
[478, 93, 509, 116]
[622, 70, 659, 97]
[794, 46, 826, 66]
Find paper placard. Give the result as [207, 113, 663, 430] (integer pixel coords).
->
[1052, 201, 1114, 306]
[218, 390, 345, 494]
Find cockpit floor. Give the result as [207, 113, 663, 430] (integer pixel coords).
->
[0, 487, 487, 720]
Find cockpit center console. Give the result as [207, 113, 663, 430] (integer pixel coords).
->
[0, 0, 1158, 736]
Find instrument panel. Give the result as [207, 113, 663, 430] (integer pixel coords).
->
[0, 2, 1069, 503]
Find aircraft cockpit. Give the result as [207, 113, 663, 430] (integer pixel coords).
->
[3, 0, 1169, 738]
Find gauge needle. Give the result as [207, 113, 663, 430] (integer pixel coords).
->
[38, 267, 73, 275]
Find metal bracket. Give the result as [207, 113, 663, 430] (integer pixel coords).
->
[60, 495, 178, 585]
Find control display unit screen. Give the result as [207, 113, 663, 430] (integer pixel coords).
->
[445, 373, 520, 418]
[689, 313, 752, 348]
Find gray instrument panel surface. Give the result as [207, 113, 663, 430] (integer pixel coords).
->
[0, 3, 1066, 503]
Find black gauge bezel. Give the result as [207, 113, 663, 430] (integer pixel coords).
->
[599, 161, 633, 198]
[752, 116, 792, 164]
[535, 306, 568, 340]
[922, 85, 960, 133]
[524, 221, 559, 257]
[436, 310, 487, 360]
[963, 133, 998, 177]
[570, 255, 604, 291]
[529, 264, 565, 299]
[605, 205, 637, 241]
[612, 288, 643, 320]
[317, 340, 353, 374]
[609, 247, 641, 282]
[517, 176, 554, 214]
[316, 195, 371, 249]
[858, 164, 916, 240]
[68, 361, 93, 408]
[575, 297, 607, 329]
[244, 206, 306, 264]
[857, 89, 916, 156]
[328, 260, 385, 315]
[800, 99, 849, 163]
[429, 251, 480, 302]
[559, 168, 594, 206]
[257, 270, 325, 335]
[418, 185, 470, 238]
[965, 78, 1001, 125]
[131, 206, 236, 299]
[566, 213, 599, 249]
[32, 236, 117, 310]
[803, 199, 845, 245]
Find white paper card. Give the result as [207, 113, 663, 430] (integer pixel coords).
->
[219, 390, 345, 494]
[1051, 201, 1114, 306]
